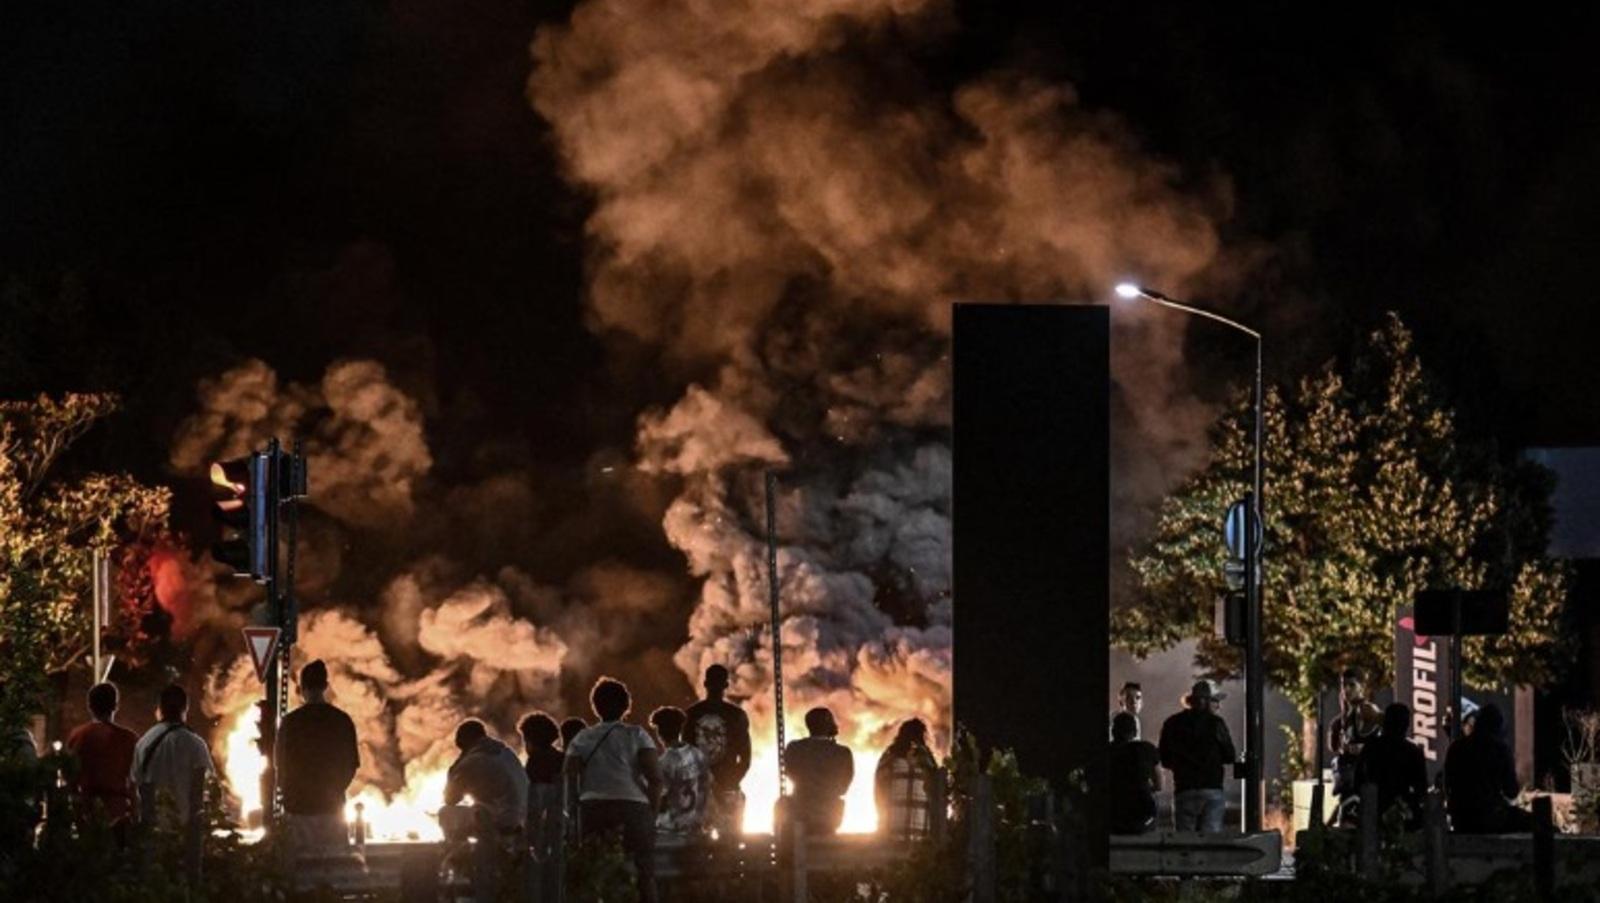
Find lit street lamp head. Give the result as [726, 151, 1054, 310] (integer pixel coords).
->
[1114, 282, 1141, 300]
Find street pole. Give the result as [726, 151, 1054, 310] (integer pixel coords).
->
[1117, 283, 1265, 833]
[766, 472, 787, 803]
[1246, 335, 1264, 834]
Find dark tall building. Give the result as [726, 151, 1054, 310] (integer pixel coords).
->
[953, 303, 1110, 865]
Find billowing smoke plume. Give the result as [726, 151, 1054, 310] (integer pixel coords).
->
[530, 0, 1228, 752]
[175, 361, 579, 802]
[172, 358, 432, 530]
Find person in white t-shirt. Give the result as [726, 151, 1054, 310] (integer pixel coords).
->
[130, 685, 215, 827]
[649, 706, 710, 835]
[564, 677, 663, 903]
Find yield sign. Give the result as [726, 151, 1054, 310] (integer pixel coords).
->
[242, 626, 282, 682]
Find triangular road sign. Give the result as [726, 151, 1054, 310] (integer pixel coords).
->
[242, 626, 281, 683]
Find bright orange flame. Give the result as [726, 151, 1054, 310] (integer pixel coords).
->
[741, 743, 881, 834]
[220, 704, 449, 842]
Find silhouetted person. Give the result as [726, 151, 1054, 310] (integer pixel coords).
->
[566, 677, 663, 903]
[66, 682, 138, 827]
[276, 660, 359, 852]
[1112, 682, 1144, 740]
[684, 664, 751, 836]
[6, 724, 37, 762]
[874, 719, 937, 841]
[1109, 712, 1160, 835]
[1444, 704, 1530, 833]
[784, 707, 854, 835]
[519, 711, 564, 789]
[519, 711, 564, 900]
[560, 717, 587, 751]
[131, 684, 214, 827]
[1329, 668, 1381, 818]
[445, 719, 529, 834]
[1158, 680, 1236, 833]
[651, 706, 710, 835]
[1356, 703, 1429, 829]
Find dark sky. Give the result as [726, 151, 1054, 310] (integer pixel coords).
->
[5, 0, 1599, 473]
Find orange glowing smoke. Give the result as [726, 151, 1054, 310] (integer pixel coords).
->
[148, 544, 194, 636]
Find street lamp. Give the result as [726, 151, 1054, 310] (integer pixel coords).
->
[1116, 281, 1266, 835]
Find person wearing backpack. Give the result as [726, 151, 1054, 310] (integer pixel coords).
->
[130, 685, 214, 827]
[564, 677, 663, 903]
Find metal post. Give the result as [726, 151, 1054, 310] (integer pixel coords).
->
[91, 549, 108, 682]
[1424, 792, 1447, 898]
[261, 438, 283, 835]
[1533, 795, 1554, 901]
[968, 774, 997, 903]
[1358, 782, 1379, 880]
[766, 472, 787, 797]
[1245, 336, 1265, 834]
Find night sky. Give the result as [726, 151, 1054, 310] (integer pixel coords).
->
[8, 3, 1599, 454]
[6, 2, 1600, 701]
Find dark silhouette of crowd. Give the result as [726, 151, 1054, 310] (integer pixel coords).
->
[1109, 671, 1537, 838]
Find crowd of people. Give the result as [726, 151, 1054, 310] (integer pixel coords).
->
[43, 662, 940, 902]
[1108, 672, 1533, 836]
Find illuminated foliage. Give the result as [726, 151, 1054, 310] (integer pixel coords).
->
[0, 393, 172, 704]
[1116, 314, 1570, 715]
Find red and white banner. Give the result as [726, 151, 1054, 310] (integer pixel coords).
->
[1395, 605, 1451, 780]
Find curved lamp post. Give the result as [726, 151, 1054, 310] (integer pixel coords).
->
[1116, 282, 1265, 835]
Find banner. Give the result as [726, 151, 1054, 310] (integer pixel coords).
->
[1395, 605, 1452, 780]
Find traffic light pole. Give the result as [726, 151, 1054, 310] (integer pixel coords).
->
[260, 438, 282, 835]
[1244, 338, 1265, 834]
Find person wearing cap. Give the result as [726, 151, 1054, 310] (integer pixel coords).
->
[1158, 679, 1237, 832]
[276, 660, 360, 852]
[684, 664, 751, 836]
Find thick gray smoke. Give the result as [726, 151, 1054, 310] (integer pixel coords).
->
[529, 0, 1228, 750]
[177, 360, 572, 802]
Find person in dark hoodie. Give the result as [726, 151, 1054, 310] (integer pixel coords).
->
[1158, 680, 1237, 833]
[1444, 704, 1530, 833]
[1356, 703, 1429, 829]
[1109, 712, 1160, 834]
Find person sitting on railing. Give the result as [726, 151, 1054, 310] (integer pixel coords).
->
[875, 718, 938, 841]
[651, 706, 711, 836]
[444, 719, 530, 836]
[1109, 712, 1159, 835]
[784, 707, 854, 836]
[1444, 704, 1531, 833]
[1355, 703, 1428, 829]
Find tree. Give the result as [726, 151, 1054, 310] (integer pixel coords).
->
[1115, 314, 1570, 759]
[0, 393, 171, 720]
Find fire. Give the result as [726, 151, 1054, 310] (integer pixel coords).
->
[221, 706, 266, 825]
[223, 711, 892, 841]
[219, 703, 448, 842]
[741, 743, 881, 835]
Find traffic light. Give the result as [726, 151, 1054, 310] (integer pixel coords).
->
[210, 452, 271, 581]
[1222, 590, 1247, 647]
